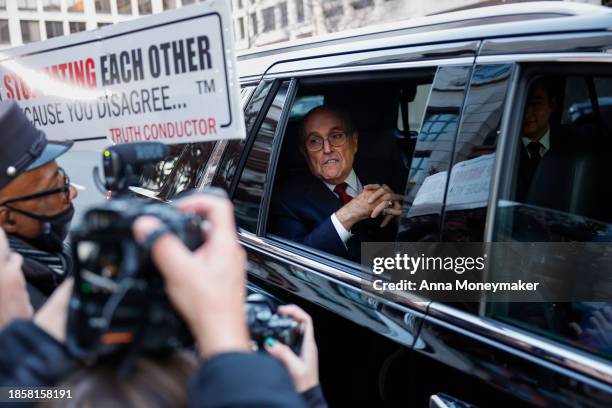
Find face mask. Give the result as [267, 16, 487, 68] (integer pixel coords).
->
[5, 204, 75, 252]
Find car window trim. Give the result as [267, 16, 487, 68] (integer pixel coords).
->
[263, 57, 475, 80]
[239, 229, 430, 315]
[428, 302, 612, 385]
[228, 79, 282, 198]
[477, 52, 612, 64]
[257, 78, 298, 237]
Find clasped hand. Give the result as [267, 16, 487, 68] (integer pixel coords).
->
[335, 184, 402, 230]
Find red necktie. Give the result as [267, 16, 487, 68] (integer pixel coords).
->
[334, 182, 353, 204]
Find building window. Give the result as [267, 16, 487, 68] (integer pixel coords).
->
[279, 2, 288, 28]
[262, 7, 275, 32]
[20, 20, 41, 44]
[182, 0, 196, 4]
[0, 20, 10, 44]
[43, 0, 61, 11]
[237, 0, 243, 8]
[97, 22, 112, 28]
[117, 0, 132, 14]
[0, 0, 5, 10]
[67, 0, 84, 13]
[296, 0, 305, 23]
[238, 17, 245, 39]
[69, 21, 86, 33]
[17, 0, 38, 11]
[250, 12, 257, 35]
[163, 0, 176, 10]
[351, 0, 373, 10]
[138, 0, 152, 14]
[95, 0, 111, 14]
[322, 1, 343, 18]
[45, 21, 64, 38]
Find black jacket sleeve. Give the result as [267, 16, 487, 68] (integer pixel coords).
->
[0, 320, 79, 386]
[189, 352, 307, 408]
[301, 385, 328, 408]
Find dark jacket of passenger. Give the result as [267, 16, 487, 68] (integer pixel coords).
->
[270, 159, 406, 261]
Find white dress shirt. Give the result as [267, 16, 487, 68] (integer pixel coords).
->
[522, 128, 550, 158]
[322, 169, 362, 245]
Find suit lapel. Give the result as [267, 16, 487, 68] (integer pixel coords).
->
[303, 174, 343, 218]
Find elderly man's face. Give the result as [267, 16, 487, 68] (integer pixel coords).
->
[0, 161, 78, 239]
[303, 109, 358, 185]
[523, 84, 555, 141]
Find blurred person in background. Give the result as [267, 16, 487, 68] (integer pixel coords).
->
[0, 101, 78, 307]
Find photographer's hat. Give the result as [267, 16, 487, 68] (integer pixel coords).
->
[0, 101, 73, 190]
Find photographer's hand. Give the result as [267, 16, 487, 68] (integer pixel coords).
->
[0, 228, 33, 330]
[265, 305, 320, 392]
[133, 194, 250, 359]
[34, 278, 73, 342]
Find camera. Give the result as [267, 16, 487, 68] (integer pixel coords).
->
[67, 199, 202, 357]
[246, 293, 303, 354]
[67, 142, 200, 357]
[68, 142, 302, 358]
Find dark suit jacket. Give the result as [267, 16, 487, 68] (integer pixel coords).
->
[270, 161, 405, 261]
[516, 124, 582, 202]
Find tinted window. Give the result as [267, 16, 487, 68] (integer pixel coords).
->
[441, 64, 513, 242]
[235, 82, 290, 232]
[213, 81, 275, 192]
[139, 142, 216, 200]
[487, 71, 612, 360]
[397, 66, 472, 243]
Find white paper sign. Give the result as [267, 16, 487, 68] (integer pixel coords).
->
[408, 153, 495, 217]
[0, 0, 245, 146]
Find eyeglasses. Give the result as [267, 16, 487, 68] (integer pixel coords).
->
[0, 167, 71, 206]
[305, 131, 348, 152]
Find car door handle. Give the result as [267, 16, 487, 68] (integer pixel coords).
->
[429, 393, 477, 408]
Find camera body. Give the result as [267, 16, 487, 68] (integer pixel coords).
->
[246, 294, 303, 354]
[68, 142, 302, 358]
[67, 198, 201, 357]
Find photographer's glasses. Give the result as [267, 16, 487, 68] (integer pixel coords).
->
[0, 167, 71, 206]
[305, 131, 349, 152]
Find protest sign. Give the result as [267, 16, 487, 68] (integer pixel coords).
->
[0, 0, 245, 146]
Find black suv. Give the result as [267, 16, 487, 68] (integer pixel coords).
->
[136, 3, 612, 406]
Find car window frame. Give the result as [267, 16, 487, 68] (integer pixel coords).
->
[257, 63, 474, 283]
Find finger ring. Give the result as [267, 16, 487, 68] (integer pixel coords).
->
[387, 200, 394, 208]
[382, 208, 387, 216]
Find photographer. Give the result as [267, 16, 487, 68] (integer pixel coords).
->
[1, 194, 313, 407]
[132, 193, 308, 407]
[0, 101, 78, 307]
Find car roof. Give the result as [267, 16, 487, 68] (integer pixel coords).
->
[237, 2, 612, 79]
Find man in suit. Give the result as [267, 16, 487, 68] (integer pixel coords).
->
[271, 106, 404, 261]
[516, 78, 575, 202]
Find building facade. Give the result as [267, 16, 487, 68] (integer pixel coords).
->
[0, 0, 606, 51]
[0, 0, 204, 49]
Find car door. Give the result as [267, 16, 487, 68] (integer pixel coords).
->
[211, 40, 479, 403]
[413, 32, 612, 408]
